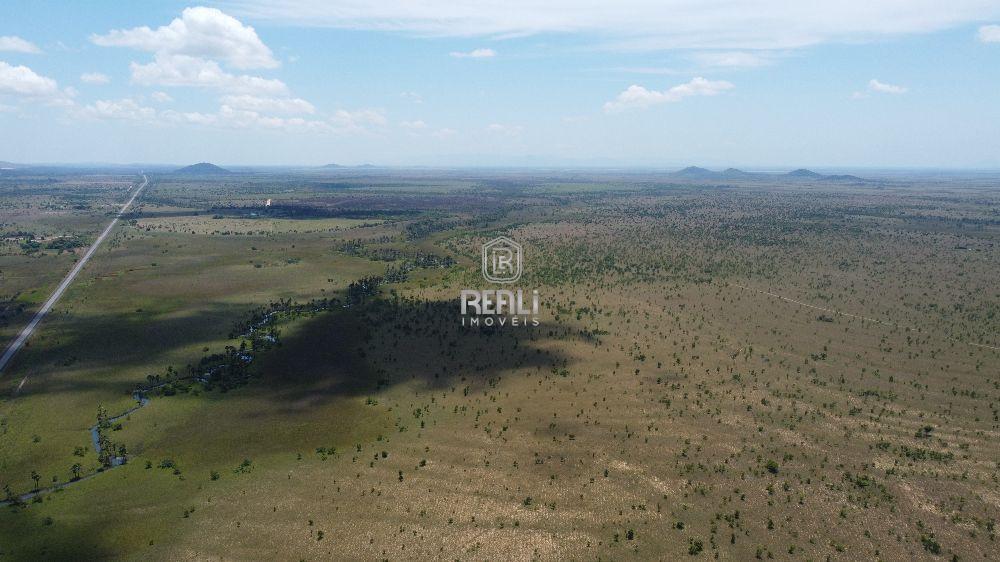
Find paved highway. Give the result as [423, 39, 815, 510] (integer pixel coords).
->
[0, 175, 149, 386]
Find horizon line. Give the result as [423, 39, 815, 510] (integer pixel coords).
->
[5, 162, 1000, 173]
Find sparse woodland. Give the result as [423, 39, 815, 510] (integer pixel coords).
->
[0, 171, 997, 559]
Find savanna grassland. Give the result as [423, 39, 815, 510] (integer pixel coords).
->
[0, 168, 997, 561]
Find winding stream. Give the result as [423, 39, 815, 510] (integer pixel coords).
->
[2, 391, 150, 506]
[0, 307, 296, 506]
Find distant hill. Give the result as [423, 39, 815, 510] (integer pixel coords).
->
[669, 166, 870, 184]
[0, 161, 17, 169]
[672, 166, 756, 179]
[786, 168, 825, 178]
[672, 166, 718, 178]
[721, 168, 754, 178]
[175, 162, 231, 175]
[320, 163, 343, 168]
[824, 174, 866, 182]
[787, 169, 868, 183]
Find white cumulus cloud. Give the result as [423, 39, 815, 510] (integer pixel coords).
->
[604, 77, 734, 112]
[329, 108, 387, 133]
[219, 94, 315, 114]
[486, 123, 523, 135]
[129, 54, 289, 95]
[432, 127, 458, 139]
[978, 24, 1000, 42]
[75, 98, 336, 134]
[150, 91, 173, 102]
[868, 78, 907, 94]
[212, 105, 331, 131]
[92, 7, 290, 104]
[79, 98, 157, 121]
[160, 109, 216, 125]
[81, 72, 110, 84]
[0, 61, 59, 97]
[91, 6, 278, 69]
[450, 48, 495, 58]
[0, 36, 41, 54]
[400, 91, 423, 103]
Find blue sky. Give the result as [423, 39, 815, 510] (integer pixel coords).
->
[1, 1, 999, 168]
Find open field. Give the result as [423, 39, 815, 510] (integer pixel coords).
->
[0, 175, 141, 351]
[0, 169, 997, 560]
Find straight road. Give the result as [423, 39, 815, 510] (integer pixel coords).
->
[0, 175, 149, 383]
